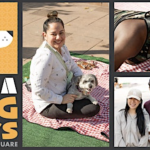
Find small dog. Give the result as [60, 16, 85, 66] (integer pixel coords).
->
[66, 74, 98, 113]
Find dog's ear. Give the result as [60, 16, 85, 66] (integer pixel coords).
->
[93, 75, 98, 86]
[75, 75, 82, 85]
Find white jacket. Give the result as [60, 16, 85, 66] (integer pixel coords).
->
[115, 109, 150, 147]
[30, 41, 83, 113]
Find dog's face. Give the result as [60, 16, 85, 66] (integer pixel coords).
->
[79, 74, 98, 93]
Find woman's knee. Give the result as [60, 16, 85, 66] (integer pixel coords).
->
[81, 104, 100, 117]
[40, 104, 69, 119]
[88, 104, 100, 117]
[93, 104, 100, 115]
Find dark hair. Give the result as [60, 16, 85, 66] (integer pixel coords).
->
[123, 99, 145, 136]
[114, 77, 118, 83]
[43, 11, 64, 33]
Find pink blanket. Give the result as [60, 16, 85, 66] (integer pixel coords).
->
[117, 59, 150, 72]
[23, 57, 109, 142]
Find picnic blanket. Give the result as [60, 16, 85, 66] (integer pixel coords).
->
[23, 57, 109, 142]
[117, 59, 150, 72]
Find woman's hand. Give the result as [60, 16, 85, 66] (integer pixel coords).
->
[62, 94, 77, 104]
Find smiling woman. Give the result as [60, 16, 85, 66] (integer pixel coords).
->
[29, 11, 100, 119]
[127, 98, 141, 110]
[42, 11, 65, 53]
[114, 88, 150, 147]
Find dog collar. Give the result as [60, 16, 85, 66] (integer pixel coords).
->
[76, 85, 82, 93]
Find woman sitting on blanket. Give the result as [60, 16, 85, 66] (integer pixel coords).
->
[115, 89, 150, 147]
[30, 11, 100, 119]
[114, 8, 150, 71]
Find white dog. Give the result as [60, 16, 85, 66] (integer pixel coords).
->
[66, 74, 98, 113]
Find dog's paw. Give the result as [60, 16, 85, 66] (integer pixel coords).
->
[66, 108, 73, 113]
[93, 100, 98, 105]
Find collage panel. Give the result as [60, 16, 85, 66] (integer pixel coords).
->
[114, 2, 150, 72]
[22, 2, 109, 147]
[113, 1, 150, 148]
[114, 77, 150, 147]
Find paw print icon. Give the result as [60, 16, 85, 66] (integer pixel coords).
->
[0, 31, 13, 48]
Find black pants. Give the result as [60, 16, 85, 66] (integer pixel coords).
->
[40, 98, 100, 119]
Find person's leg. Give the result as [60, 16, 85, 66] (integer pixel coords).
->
[40, 99, 100, 119]
[73, 99, 100, 118]
[114, 19, 147, 71]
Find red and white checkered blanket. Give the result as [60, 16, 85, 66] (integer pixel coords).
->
[23, 57, 109, 142]
[117, 59, 150, 72]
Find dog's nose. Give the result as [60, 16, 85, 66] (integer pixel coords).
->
[89, 84, 92, 88]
